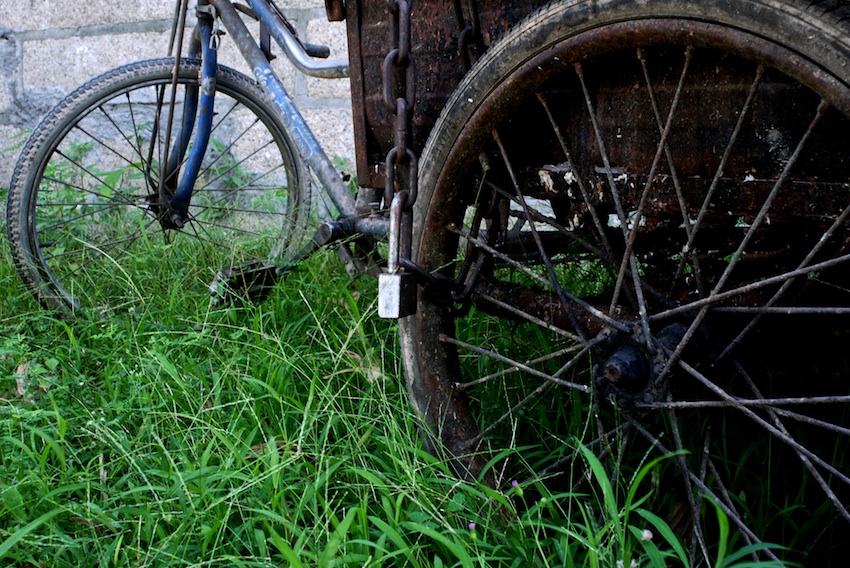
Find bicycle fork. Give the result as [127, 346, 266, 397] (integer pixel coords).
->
[166, 9, 218, 225]
[147, 5, 211, 228]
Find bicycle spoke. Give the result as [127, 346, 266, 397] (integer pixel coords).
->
[441, 334, 592, 394]
[485, 180, 612, 264]
[734, 360, 850, 522]
[453, 343, 585, 391]
[449, 226, 628, 332]
[36, 202, 153, 236]
[93, 106, 149, 169]
[455, 342, 596, 451]
[574, 62, 655, 334]
[50, 218, 161, 290]
[196, 141, 284, 198]
[635, 47, 705, 297]
[654, 99, 832, 383]
[667, 405, 711, 565]
[675, 65, 766, 297]
[714, 196, 850, 361]
[49, 149, 143, 204]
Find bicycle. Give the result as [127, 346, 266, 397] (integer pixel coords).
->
[7, 0, 850, 563]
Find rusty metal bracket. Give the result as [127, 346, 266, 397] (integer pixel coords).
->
[325, 0, 346, 21]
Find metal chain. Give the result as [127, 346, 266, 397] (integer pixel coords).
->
[378, 0, 419, 290]
[379, 0, 484, 305]
[453, 0, 484, 71]
[382, 0, 418, 212]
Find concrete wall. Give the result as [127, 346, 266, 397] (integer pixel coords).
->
[0, 0, 354, 191]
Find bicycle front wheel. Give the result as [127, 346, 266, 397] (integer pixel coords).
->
[6, 57, 310, 316]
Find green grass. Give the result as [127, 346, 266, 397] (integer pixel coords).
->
[0, 216, 788, 567]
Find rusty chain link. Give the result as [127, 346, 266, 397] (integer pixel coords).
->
[453, 0, 484, 71]
[379, 0, 485, 304]
[382, 0, 418, 211]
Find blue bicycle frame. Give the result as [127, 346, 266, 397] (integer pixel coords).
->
[165, 0, 362, 231]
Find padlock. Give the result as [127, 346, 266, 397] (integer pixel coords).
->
[378, 190, 417, 319]
[378, 271, 416, 318]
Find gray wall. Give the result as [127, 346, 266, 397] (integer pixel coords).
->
[0, 0, 354, 191]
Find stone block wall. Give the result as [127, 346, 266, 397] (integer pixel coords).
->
[0, 0, 354, 191]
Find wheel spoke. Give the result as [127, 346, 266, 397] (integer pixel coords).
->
[651, 252, 850, 321]
[714, 196, 850, 361]
[454, 343, 585, 391]
[674, 65, 766, 297]
[667, 405, 711, 566]
[94, 105, 149, 170]
[50, 217, 160, 288]
[735, 360, 850, 523]
[536, 92, 617, 262]
[638, 394, 850, 410]
[655, 98, 832, 384]
[678, 359, 850, 490]
[195, 148, 286, 207]
[710, 101, 830, 295]
[475, 291, 583, 342]
[609, 46, 693, 330]
[449, 225, 629, 332]
[636, 46, 706, 298]
[492, 128, 592, 343]
[440, 333, 592, 394]
[486, 180, 611, 263]
[575, 62, 655, 328]
[628, 418, 781, 562]
[36, 198, 146, 234]
[50, 149, 142, 205]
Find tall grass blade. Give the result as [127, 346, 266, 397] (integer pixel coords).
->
[0, 508, 64, 558]
[320, 506, 358, 566]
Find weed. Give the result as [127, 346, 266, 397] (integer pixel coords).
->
[0, 228, 792, 566]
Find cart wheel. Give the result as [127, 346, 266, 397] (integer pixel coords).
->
[401, 0, 850, 562]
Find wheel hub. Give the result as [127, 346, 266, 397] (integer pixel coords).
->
[144, 185, 186, 230]
[593, 322, 688, 411]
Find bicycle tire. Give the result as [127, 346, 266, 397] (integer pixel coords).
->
[6, 57, 310, 316]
